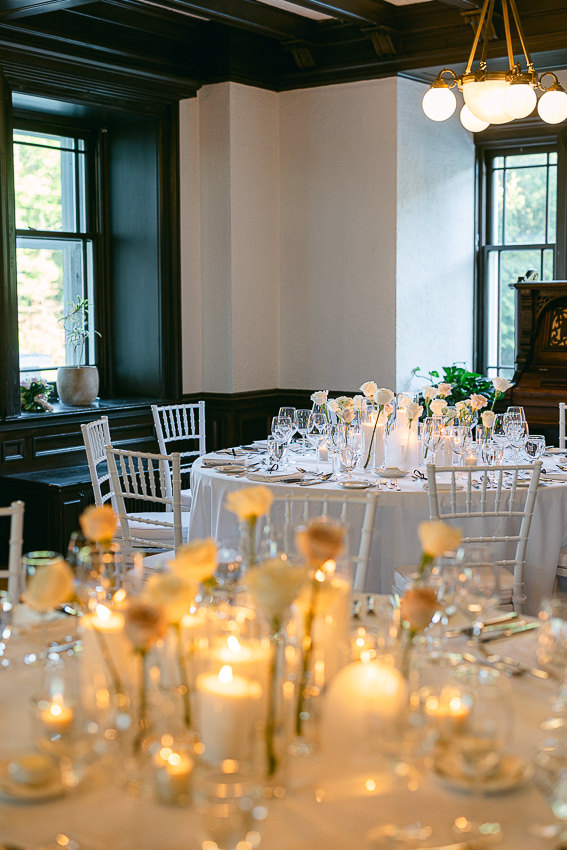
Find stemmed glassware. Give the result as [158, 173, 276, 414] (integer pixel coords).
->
[337, 426, 362, 480]
[454, 545, 502, 649]
[504, 407, 529, 462]
[306, 410, 327, 472]
[271, 415, 293, 463]
[266, 435, 285, 469]
[525, 434, 546, 462]
[294, 408, 312, 454]
[449, 425, 472, 469]
[422, 416, 444, 462]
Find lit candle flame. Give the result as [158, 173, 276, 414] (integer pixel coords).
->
[218, 665, 233, 684]
[227, 635, 241, 652]
[95, 604, 111, 620]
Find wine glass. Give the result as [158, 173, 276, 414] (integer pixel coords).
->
[525, 434, 546, 462]
[22, 550, 66, 666]
[294, 408, 312, 454]
[337, 427, 362, 480]
[422, 416, 444, 462]
[271, 415, 293, 462]
[492, 413, 509, 453]
[480, 439, 504, 479]
[449, 425, 472, 470]
[534, 728, 567, 845]
[266, 435, 285, 469]
[306, 411, 327, 472]
[504, 409, 529, 462]
[454, 546, 502, 648]
[279, 407, 297, 445]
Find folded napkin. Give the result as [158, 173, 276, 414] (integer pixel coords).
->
[541, 472, 567, 482]
[246, 471, 303, 483]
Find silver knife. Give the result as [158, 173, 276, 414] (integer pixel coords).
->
[480, 622, 539, 642]
[445, 612, 519, 638]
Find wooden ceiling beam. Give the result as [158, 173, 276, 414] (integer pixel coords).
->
[0, 0, 94, 19]
[103, 0, 319, 41]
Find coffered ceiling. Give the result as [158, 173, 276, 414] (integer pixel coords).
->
[0, 0, 566, 94]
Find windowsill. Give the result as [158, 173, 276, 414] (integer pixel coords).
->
[8, 396, 160, 423]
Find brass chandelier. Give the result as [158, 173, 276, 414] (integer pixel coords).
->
[422, 0, 567, 131]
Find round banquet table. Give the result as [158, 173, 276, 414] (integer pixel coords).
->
[0, 614, 562, 849]
[188, 451, 567, 615]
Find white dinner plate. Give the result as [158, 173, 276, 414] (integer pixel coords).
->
[433, 750, 532, 795]
[338, 480, 371, 490]
[0, 756, 64, 802]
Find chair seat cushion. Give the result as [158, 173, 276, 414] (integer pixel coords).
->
[127, 511, 190, 545]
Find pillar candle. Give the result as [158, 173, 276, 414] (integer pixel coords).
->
[195, 665, 263, 764]
[80, 605, 134, 700]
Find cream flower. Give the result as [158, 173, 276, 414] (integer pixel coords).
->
[437, 383, 453, 398]
[22, 557, 74, 613]
[374, 388, 395, 407]
[296, 517, 345, 566]
[430, 399, 447, 416]
[337, 408, 355, 424]
[327, 399, 338, 413]
[360, 381, 378, 399]
[124, 600, 168, 651]
[401, 585, 438, 632]
[171, 538, 217, 583]
[492, 376, 512, 394]
[384, 402, 394, 417]
[455, 400, 467, 413]
[352, 395, 364, 411]
[311, 390, 328, 406]
[397, 393, 412, 410]
[145, 573, 196, 625]
[79, 504, 118, 544]
[245, 559, 308, 621]
[470, 394, 488, 411]
[224, 486, 274, 522]
[335, 396, 354, 410]
[418, 520, 462, 558]
[405, 401, 423, 423]
[422, 386, 439, 401]
[482, 410, 496, 428]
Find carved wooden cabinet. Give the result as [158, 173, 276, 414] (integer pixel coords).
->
[511, 280, 567, 433]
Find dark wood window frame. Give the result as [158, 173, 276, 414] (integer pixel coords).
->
[0, 67, 187, 424]
[474, 122, 567, 377]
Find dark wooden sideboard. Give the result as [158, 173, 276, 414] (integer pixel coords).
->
[510, 280, 567, 438]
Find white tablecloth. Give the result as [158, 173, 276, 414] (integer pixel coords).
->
[0, 621, 560, 850]
[189, 453, 567, 615]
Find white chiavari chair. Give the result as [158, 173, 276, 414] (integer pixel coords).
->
[105, 446, 189, 560]
[81, 416, 115, 509]
[393, 462, 542, 612]
[272, 490, 378, 591]
[151, 402, 206, 511]
[0, 501, 24, 598]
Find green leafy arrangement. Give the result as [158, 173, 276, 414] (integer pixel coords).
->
[20, 377, 52, 413]
[59, 297, 101, 367]
[412, 364, 495, 406]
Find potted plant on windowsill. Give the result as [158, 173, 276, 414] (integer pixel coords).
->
[56, 297, 101, 406]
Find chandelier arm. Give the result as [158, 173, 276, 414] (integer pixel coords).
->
[465, 0, 491, 75]
[501, 0, 515, 72]
[508, 0, 535, 71]
[479, 0, 497, 70]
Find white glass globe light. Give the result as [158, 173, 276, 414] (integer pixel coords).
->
[538, 88, 567, 124]
[504, 83, 537, 119]
[462, 78, 514, 124]
[460, 104, 490, 132]
[422, 85, 457, 122]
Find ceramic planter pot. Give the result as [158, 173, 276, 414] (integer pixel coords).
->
[57, 366, 99, 406]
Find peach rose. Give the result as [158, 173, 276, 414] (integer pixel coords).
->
[401, 585, 439, 632]
[22, 557, 74, 613]
[418, 520, 462, 558]
[225, 486, 274, 522]
[124, 600, 168, 651]
[171, 538, 217, 583]
[79, 504, 118, 544]
[296, 517, 345, 566]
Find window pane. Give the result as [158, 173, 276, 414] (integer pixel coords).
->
[17, 239, 89, 372]
[550, 152, 558, 165]
[548, 164, 557, 244]
[491, 168, 504, 244]
[505, 153, 547, 167]
[504, 166, 547, 244]
[544, 247, 555, 281]
[13, 132, 86, 233]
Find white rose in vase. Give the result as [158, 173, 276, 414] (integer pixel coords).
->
[359, 381, 377, 399]
[492, 377, 512, 394]
[374, 388, 395, 407]
[421, 386, 439, 401]
[311, 390, 328, 406]
[430, 399, 447, 416]
[437, 383, 453, 398]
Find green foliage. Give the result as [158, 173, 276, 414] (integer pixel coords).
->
[412, 364, 495, 406]
[59, 297, 100, 366]
[20, 377, 52, 413]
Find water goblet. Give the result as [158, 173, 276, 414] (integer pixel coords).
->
[307, 410, 327, 472]
[278, 406, 296, 422]
[22, 551, 66, 666]
[422, 416, 444, 462]
[525, 434, 546, 462]
[449, 425, 472, 474]
[504, 409, 529, 462]
[294, 408, 312, 454]
[271, 415, 293, 462]
[492, 413, 509, 453]
[194, 762, 269, 850]
[266, 435, 284, 469]
[454, 546, 502, 650]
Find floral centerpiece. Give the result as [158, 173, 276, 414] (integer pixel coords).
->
[20, 377, 53, 413]
[360, 385, 394, 468]
[225, 485, 274, 569]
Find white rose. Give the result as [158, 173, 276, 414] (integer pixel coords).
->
[245, 559, 309, 622]
[224, 485, 274, 522]
[418, 520, 463, 558]
[397, 394, 412, 410]
[352, 395, 364, 411]
[22, 557, 74, 613]
[327, 399, 338, 413]
[335, 396, 354, 409]
[482, 410, 496, 428]
[359, 381, 377, 399]
[374, 388, 395, 407]
[311, 390, 328, 406]
[405, 402, 423, 422]
[145, 573, 196, 625]
[337, 408, 355, 424]
[470, 394, 488, 411]
[455, 400, 467, 412]
[437, 383, 453, 398]
[422, 386, 439, 401]
[171, 538, 218, 583]
[492, 377, 513, 394]
[124, 600, 168, 651]
[430, 399, 447, 416]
